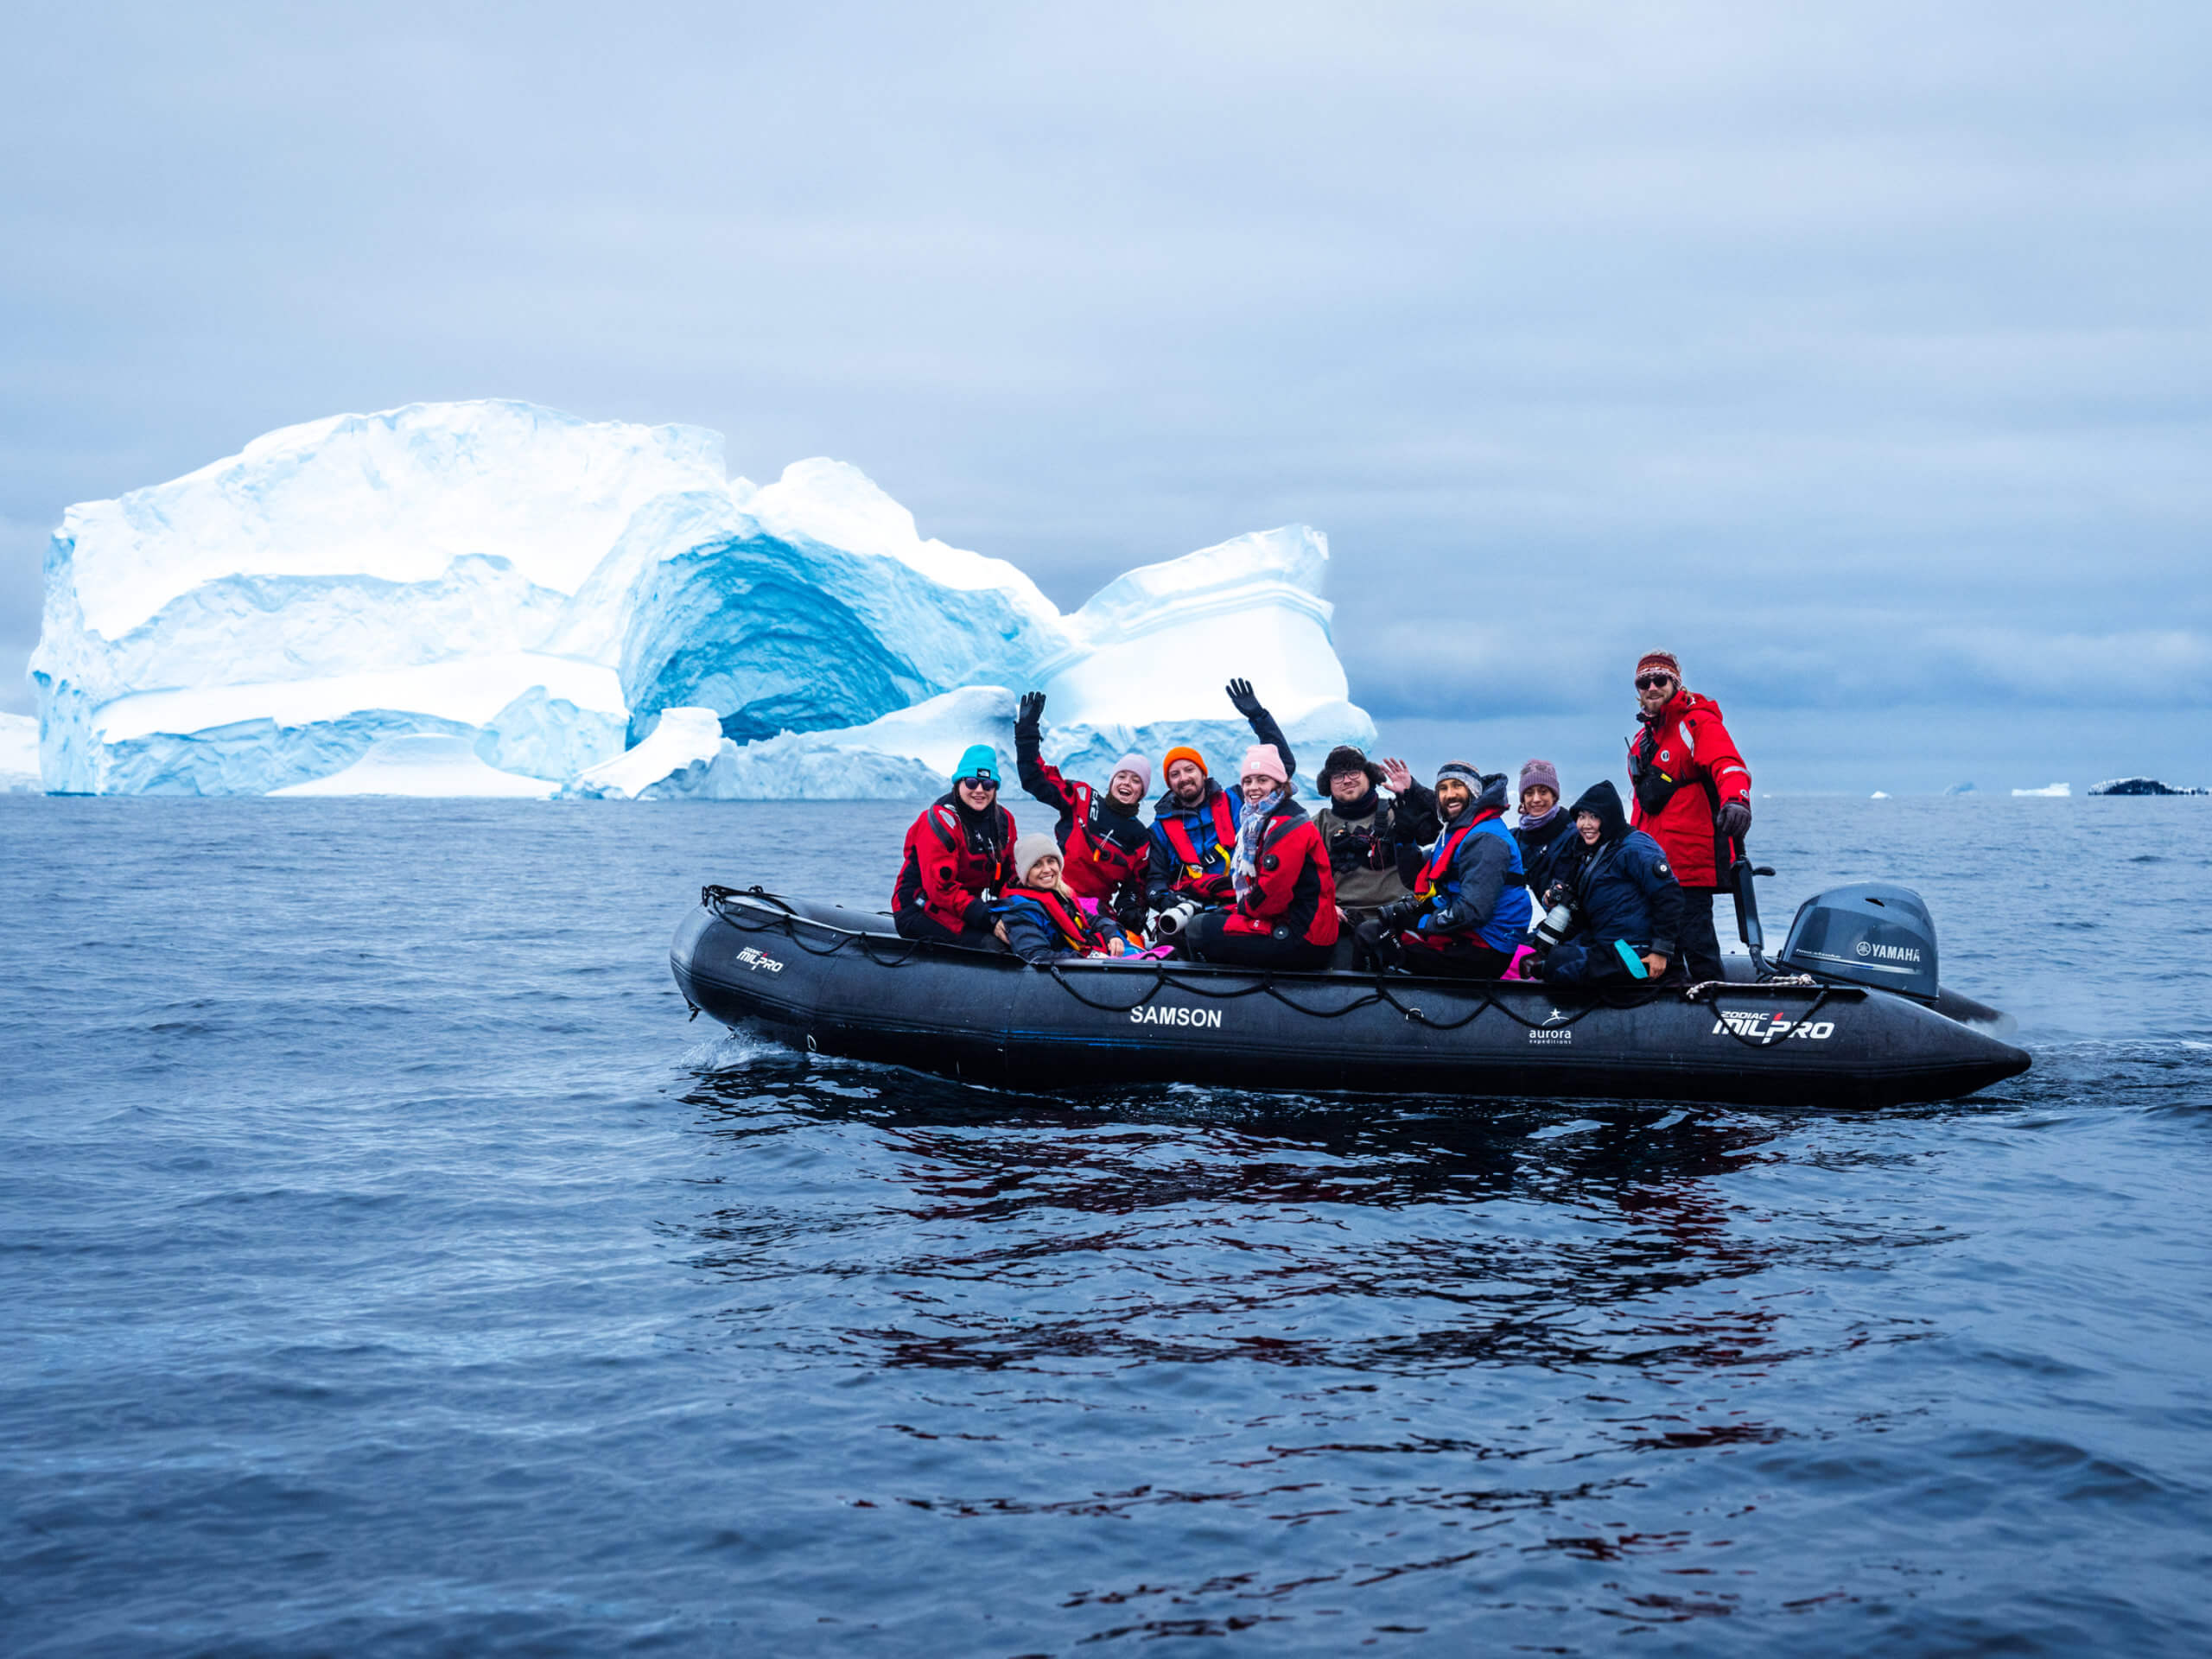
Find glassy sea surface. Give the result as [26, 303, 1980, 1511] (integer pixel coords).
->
[3, 794, 2207, 1656]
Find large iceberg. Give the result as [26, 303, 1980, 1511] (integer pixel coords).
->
[32, 402, 713, 794]
[29, 400, 1376, 797]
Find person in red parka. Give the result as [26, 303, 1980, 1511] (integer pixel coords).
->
[1624, 650, 1751, 982]
[893, 743, 1017, 950]
[1182, 744, 1340, 970]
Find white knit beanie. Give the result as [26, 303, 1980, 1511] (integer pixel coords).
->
[1012, 832, 1063, 884]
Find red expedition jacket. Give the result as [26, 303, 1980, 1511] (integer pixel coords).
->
[1626, 690, 1751, 889]
[1222, 798, 1340, 947]
[893, 795, 1016, 934]
[1020, 758, 1150, 904]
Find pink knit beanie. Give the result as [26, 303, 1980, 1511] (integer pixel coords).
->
[1239, 744, 1288, 786]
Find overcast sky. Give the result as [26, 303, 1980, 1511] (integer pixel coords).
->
[4, 1, 2207, 787]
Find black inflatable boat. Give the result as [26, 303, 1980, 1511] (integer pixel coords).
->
[671, 877, 2031, 1109]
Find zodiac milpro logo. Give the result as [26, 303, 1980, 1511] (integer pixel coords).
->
[1712, 1008, 1834, 1040]
[1130, 1005, 1224, 1028]
[734, 946, 785, 974]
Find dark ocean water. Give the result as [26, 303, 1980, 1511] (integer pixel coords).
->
[3, 793, 2208, 1656]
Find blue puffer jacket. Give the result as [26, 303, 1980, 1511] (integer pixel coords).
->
[1412, 772, 1535, 951]
[1557, 779, 1683, 957]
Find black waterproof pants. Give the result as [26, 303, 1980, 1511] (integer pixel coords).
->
[1352, 920, 1512, 980]
[893, 908, 1003, 951]
[1541, 938, 1688, 988]
[1677, 887, 1724, 982]
[1184, 911, 1333, 971]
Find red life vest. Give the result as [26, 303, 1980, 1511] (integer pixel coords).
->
[1003, 885, 1109, 955]
[1063, 796, 1150, 899]
[1413, 808, 1502, 898]
[1159, 791, 1238, 878]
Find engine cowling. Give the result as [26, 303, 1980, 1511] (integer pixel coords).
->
[1778, 882, 1939, 1001]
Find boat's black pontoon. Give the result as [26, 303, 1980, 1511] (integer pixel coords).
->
[671, 872, 2031, 1109]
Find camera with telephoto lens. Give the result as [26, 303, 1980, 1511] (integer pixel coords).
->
[1153, 900, 1203, 939]
[1534, 899, 1580, 950]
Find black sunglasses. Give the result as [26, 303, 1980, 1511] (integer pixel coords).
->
[957, 775, 999, 790]
[1635, 674, 1675, 690]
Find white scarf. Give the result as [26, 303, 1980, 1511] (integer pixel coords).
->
[1231, 790, 1283, 897]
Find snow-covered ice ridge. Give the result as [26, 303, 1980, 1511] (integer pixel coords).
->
[29, 400, 1375, 797]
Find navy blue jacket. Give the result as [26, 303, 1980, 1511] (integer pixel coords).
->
[1558, 780, 1684, 959]
[1412, 773, 1535, 951]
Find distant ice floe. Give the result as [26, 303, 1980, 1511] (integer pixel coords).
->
[2011, 783, 2072, 798]
[29, 399, 1375, 797]
[1871, 791, 1891, 799]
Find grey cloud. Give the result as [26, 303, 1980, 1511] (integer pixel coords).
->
[3, 0, 2208, 767]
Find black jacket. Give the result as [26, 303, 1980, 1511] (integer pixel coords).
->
[1554, 780, 1684, 959]
[1515, 810, 1580, 902]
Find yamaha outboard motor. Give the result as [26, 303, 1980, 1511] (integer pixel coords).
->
[1779, 883, 1940, 1001]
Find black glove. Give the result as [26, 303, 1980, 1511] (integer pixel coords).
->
[1014, 690, 1046, 741]
[1376, 899, 1421, 931]
[1224, 678, 1263, 719]
[1714, 799, 1752, 842]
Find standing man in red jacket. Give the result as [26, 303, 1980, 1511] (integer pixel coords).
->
[1624, 650, 1752, 983]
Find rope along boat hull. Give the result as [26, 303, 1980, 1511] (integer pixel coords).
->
[672, 888, 2032, 1109]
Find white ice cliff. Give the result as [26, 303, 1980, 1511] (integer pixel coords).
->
[29, 400, 1376, 797]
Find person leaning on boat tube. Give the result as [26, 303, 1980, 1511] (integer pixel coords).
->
[1529, 779, 1685, 987]
[1144, 679, 1297, 919]
[1625, 650, 1751, 983]
[1012, 691, 1154, 934]
[1356, 762, 1532, 980]
[892, 744, 1018, 950]
[1178, 744, 1340, 970]
[1310, 745, 1440, 926]
[995, 833, 1133, 963]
